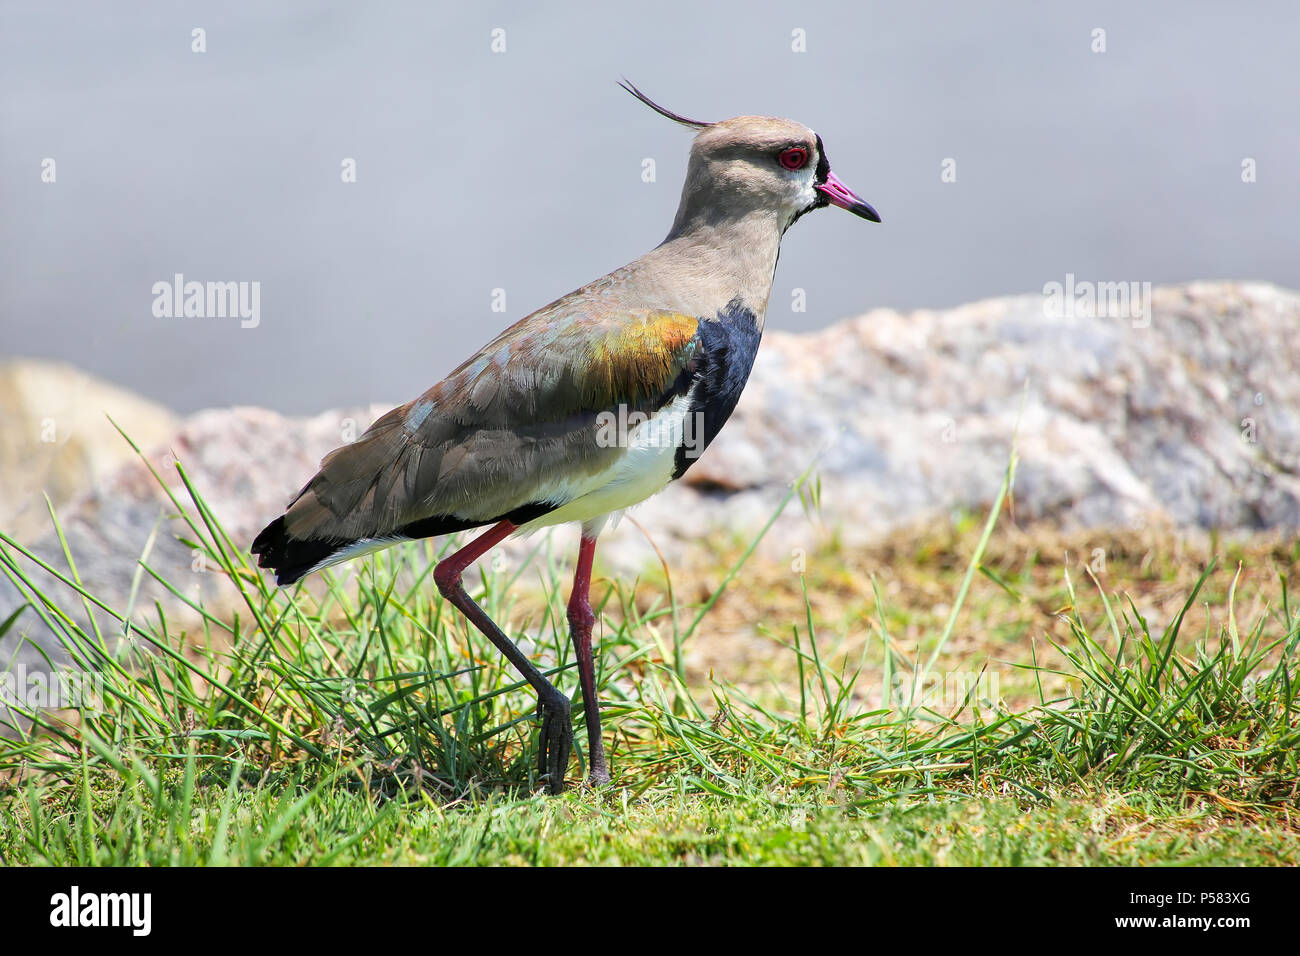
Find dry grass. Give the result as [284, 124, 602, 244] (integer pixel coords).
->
[607, 516, 1299, 712]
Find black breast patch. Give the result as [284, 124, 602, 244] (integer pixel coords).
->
[672, 298, 762, 480]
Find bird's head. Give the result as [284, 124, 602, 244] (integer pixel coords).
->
[621, 80, 880, 236]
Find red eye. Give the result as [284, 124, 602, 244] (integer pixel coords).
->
[778, 147, 809, 170]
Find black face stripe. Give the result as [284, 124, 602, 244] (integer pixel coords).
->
[784, 135, 833, 230]
[781, 136, 832, 232]
[813, 135, 831, 187]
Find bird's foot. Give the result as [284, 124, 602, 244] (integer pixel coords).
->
[535, 691, 573, 795]
[583, 720, 611, 787]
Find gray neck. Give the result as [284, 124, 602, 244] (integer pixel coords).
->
[624, 207, 783, 324]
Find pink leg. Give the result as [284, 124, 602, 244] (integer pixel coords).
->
[434, 521, 572, 793]
[568, 532, 610, 785]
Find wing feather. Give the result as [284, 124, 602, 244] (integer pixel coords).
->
[278, 308, 701, 543]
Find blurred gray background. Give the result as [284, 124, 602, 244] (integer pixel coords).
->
[2, 0, 1297, 415]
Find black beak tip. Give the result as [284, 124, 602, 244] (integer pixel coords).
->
[855, 202, 882, 224]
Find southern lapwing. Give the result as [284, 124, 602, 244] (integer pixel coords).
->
[252, 82, 879, 793]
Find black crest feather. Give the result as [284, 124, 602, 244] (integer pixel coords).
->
[618, 79, 714, 130]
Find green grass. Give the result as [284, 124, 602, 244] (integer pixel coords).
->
[0, 446, 1296, 866]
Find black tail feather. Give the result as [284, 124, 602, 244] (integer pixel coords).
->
[250, 500, 558, 587]
[250, 516, 347, 587]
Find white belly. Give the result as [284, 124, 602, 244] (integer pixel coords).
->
[519, 391, 695, 532]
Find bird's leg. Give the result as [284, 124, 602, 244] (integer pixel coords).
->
[568, 531, 610, 786]
[434, 521, 572, 794]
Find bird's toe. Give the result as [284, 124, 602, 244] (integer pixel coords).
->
[536, 693, 573, 794]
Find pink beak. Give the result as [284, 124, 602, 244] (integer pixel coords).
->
[816, 170, 881, 222]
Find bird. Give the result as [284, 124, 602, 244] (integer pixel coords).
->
[251, 81, 880, 793]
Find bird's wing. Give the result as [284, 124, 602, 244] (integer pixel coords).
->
[277, 307, 702, 544]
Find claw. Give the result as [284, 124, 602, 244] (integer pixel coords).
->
[536, 692, 572, 794]
[536, 698, 550, 779]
